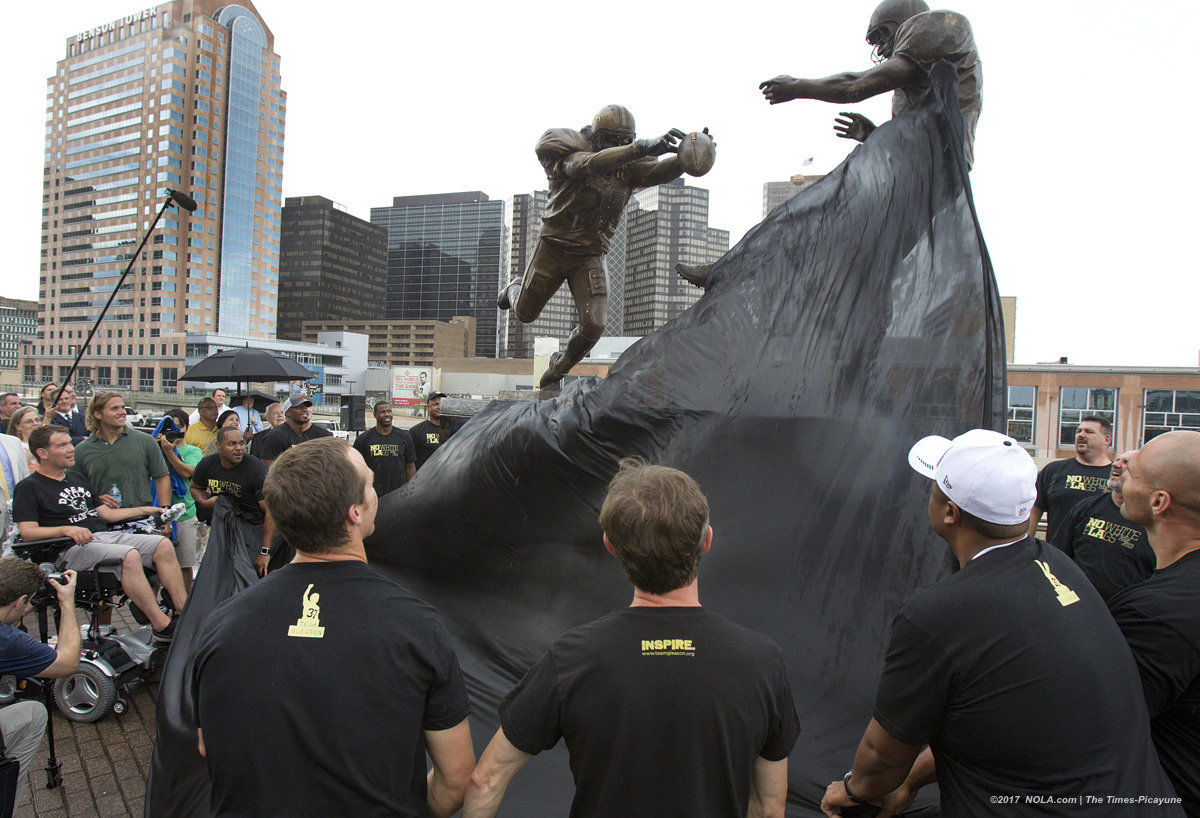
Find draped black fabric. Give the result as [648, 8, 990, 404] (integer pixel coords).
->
[368, 63, 1003, 816]
[144, 62, 1002, 816]
[145, 500, 289, 816]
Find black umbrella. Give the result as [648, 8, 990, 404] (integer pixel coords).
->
[180, 347, 315, 399]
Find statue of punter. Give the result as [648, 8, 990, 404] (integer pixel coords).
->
[498, 105, 713, 394]
[677, 0, 981, 289]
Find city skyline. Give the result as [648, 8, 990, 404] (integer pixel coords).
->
[4, 0, 1198, 368]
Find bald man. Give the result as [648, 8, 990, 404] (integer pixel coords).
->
[1109, 430, 1200, 815]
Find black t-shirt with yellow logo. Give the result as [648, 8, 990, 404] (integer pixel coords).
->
[352, 427, 415, 497]
[190, 453, 266, 525]
[191, 561, 470, 816]
[1059, 491, 1155, 603]
[409, 420, 456, 470]
[874, 537, 1176, 815]
[1035, 458, 1112, 548]
[499, 606, 800, 818]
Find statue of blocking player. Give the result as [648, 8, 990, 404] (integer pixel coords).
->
[498, 105, 715, 394]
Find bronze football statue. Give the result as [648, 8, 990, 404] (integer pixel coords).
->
[761, 0, 981, 164]
[498, 105, 714, 394]
[678, 0, 982, 290]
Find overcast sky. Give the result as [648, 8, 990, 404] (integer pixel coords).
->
[5, 1, 1198, 366]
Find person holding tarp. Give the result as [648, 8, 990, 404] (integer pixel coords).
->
[820, 430, 1179, 816]
[144, 438, 289, 816]
[190, 427, 278, 578]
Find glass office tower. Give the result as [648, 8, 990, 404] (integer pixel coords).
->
[371, 193, 505, 358]
[30, 0, 284, 393]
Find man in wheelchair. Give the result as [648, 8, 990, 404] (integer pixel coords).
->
[10, 426, 188, 644]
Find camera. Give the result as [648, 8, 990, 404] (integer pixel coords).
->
[30, 563, 65, 608]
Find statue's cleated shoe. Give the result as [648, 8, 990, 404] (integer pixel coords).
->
[497, 277, 521, 310]
[675, 262, 712, 288]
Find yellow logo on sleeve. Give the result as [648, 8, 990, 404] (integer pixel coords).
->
[287, 583, 325, 638]
[640, 638, 696, 657]
[1035, 560, 1080, 607]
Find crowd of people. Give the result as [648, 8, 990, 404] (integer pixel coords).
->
[191, 424, 1200, 817]
[1, 378, 1197, 817]
[0, 384, 457, 805]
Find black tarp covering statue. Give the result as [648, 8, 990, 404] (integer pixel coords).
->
[372, 63, 1001, 816]
[146, 63, 1002, 816]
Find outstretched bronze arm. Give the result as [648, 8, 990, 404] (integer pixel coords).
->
[760, 58, 920, 105]
[563, 129, 684, 178]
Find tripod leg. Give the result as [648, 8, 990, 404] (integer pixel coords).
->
[35, 606, 62, 789]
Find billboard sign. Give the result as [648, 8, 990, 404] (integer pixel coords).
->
[391, 367, 433, 415]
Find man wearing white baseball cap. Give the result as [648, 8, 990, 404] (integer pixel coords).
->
[820, 429, 1180, 817]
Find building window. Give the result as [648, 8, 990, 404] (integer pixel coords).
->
[40, 366, 53, 382]
[117, 367, 132, 389]
[1059, 387, 1117, 446]
[1007, 386, 1035, 445]
[24, 365, 36, 383]
[96, 367, 111, 387]
[161, 367, 177, 391]
[1142, 389, 1200, 444]
[139, 367, 155, 391]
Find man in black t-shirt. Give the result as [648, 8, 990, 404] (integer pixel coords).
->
[190, 427, 275, 576]
[1110, 430, 1200, 815]
[12, 425, 189, 643]
[255, 395, 331, 466]
[821, 429, 1178, 817]
[353, 402, 415, 496]
[1029, 414, 1114, 546]
[409, 393, 456, 470]
[1059, 451, 1154, 603]
[192, 437, 475, 816]
[465, 459, 799, 818]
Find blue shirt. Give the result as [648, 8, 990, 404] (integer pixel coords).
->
[0, 623, 56, 678]
[232, 406, 263, 434]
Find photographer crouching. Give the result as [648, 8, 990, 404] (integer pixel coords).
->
[0, 558, 79, 804]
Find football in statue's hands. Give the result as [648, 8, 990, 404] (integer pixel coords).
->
[677, 131, 716, 176]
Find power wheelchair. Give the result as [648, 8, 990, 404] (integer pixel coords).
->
[2, 504, 184, 725]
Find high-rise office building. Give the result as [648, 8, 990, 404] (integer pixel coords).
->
[501, 191, 631, 359]
[0, 298, 38, 373]
[370, 192, 505, 358]
[29, 0, 284, 393]
[623, 180, 729, 336]
[277, 196, 387, 340]
[762, 175, 825, 218]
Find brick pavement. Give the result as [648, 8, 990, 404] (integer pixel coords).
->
[14, 605, 160, 818]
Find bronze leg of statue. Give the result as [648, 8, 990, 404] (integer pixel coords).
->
[538, 255, 607, 395]
[508, 239, 570, 323]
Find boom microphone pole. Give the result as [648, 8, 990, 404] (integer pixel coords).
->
[48, 189, 198, 409]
